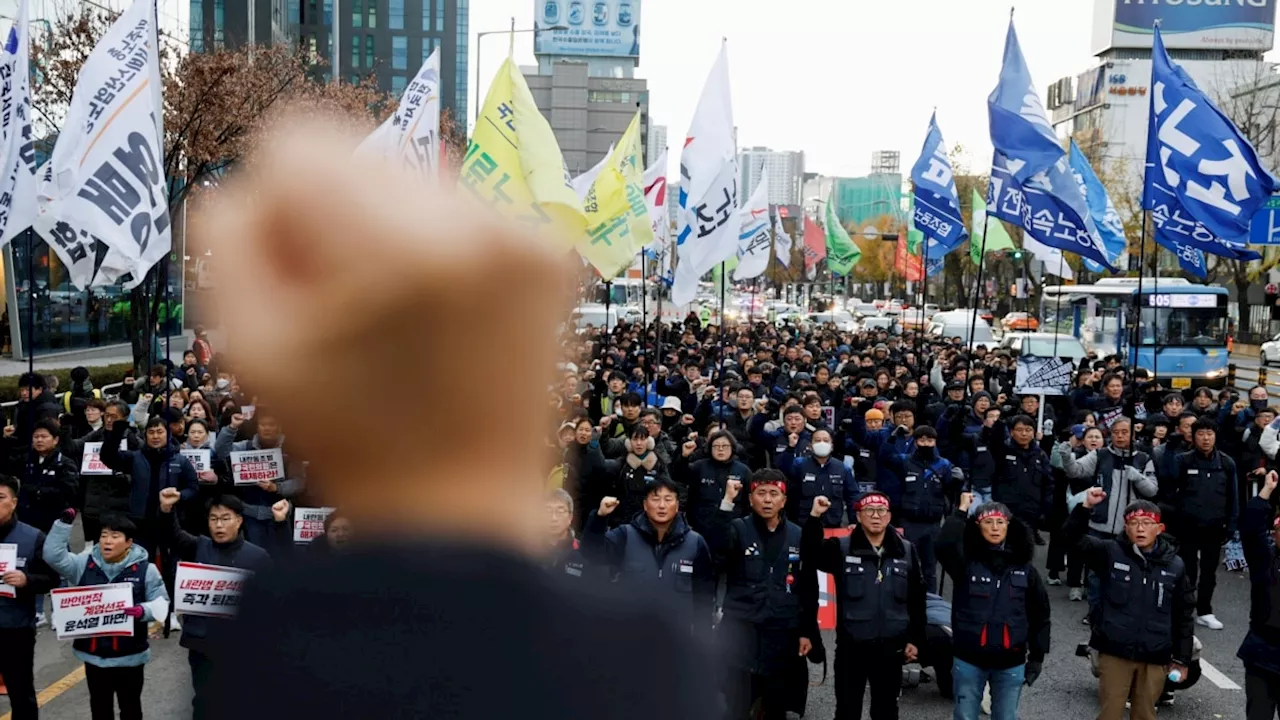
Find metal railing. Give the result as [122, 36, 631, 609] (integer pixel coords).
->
[1230, 364, 1280, 400]
[0, 382, 126, 411]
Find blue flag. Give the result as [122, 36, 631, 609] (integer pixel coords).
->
[911, 112, 969, 256]
[1154, 234, 1208, 279]
[1144, 26, 1278, 241]
[988, 19, 1064, 185]
[987, 20, 1114, 270]
[1067, 142, 1127, 274]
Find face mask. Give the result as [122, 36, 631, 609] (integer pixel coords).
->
[811, 442, 833, 458]
[915, 446, 937, 460]
[1252, 399, 1268, 412]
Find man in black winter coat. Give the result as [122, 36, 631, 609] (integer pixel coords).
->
[1168, 418, 1237, 631]
[9, 373, 60, 447]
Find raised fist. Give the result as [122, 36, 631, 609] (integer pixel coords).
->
[724, 479, 743, 503]
[681, 414, 695, 426]
[158, 487, 181, 512]
[788, 433, 799, 448]
[959, 492, 974, 513]
[599, 496, 620, 516]
[599, 415, 614, 428]
[811, 496, 831, 517]
[1084, 487, 1107, 509]
[1261, 470, 1278, 499]
[2, 425, 13, 438]
[229, 413, 246, 430]
[59, 508, 77, 525]
[271, 499, 291, 523]
[682, 439, 698, 457]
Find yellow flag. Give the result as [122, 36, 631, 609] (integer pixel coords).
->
[577, 112, 652, 280]
[461, 58, 585, 241]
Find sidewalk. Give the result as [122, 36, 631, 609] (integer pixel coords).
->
[0, 329, 222, 376]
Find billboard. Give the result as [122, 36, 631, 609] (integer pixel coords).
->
[1095, 0, 1275, 52]
[535, 0, 641, 58]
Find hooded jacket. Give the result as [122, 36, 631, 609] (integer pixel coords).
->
[937, 510, 1050, 670]
[42, 519, 169, 667]
[101, 423, 198, 522]
[1058, 445, 1158, 536]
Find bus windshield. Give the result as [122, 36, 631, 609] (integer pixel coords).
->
[1138, 307, 1227, 347]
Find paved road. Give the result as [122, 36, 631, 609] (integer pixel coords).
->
[1, 519, 1260, 720]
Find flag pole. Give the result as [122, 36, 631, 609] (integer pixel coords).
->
[918, 233, 929, 362]
[640, 254, 649, 395]
[603, 278, 613, 341]
[718, 262, 727, 430]
[1134, 208, 1149, 380]
[24, 228, 34, 494]
[969, 212, 992, 349]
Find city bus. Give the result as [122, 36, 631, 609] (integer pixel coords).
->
[1040, 278, 1230, 389]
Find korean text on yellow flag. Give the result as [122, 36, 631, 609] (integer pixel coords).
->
[579, 113, 652, 279]
[461, 57, 584, 241]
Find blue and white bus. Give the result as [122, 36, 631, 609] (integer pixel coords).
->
[1041, 278, 1230, 390]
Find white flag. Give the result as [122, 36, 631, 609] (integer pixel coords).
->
[643, 150, 668, 251]
[571, 145, 613, 200]
[734, 168, 771, 281]
[358, 47, 441, 179]
[773, 212, 792, 268]
[35, 0, 169, 290]
[1023, 235, 1075, 280]
[0, 0, 36, 249]
[672, 43, 737, 306]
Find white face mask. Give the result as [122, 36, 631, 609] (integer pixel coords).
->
[812, 441, 833, 458]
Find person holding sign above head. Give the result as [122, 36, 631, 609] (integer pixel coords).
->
[0, 474, 59, 720]
[158, 487, 284, 720]
[215, 408, 303, 553]
[101, 415, 198, 554]
[42, 509, 169, 720]
[801, 490, 927, 720]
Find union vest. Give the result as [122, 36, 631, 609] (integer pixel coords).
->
[722, 517, 802, 627]
[836, 534, 912, 642]
[952, 560, 1032, 658]
[0, 521, 40, 629]
[1178, 451, 1230, 525]
[793, 457, 846, 528]
[72, 557, 148, 659]
[617, 524, 704, 602]
[900, 456, 951, 521]
[1092, 541, 1185, 664]
[181, 537, 269, 644]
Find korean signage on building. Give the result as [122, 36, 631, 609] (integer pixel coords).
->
[535, 0, 641, 58]
[1095, 0, 1275, 52]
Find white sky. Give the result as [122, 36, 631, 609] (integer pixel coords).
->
[471, 0, 1123, 180]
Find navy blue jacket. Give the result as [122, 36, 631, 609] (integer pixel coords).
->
[100, 424, 197, 521]
[0, 517, 57, 628]
[1237, 496, 1280, 677]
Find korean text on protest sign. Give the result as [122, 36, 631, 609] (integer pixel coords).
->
[293, 507, 335, 544]
[181, 448, 211, 473]
[0, 543, 16, 598]
[51, 583, 135, 640]
[175, 562, 253, 618]
[231, 448, 284, 486]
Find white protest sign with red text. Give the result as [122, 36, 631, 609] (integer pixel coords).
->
[0, 543, 17, 598]
[293, 507, 335, 544]
[51, 583, 135, 640]
[230, 448, 284, 486]
[175, 562, 253, 617]
[181, 448, 212, 473]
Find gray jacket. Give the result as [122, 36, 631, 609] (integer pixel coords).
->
[1059, 444, 1157, 536]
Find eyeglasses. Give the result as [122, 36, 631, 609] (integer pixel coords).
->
[710, 443, 733, 450]
[546, 507, 570, 517]
[859, 508, 889, 517]
[1125, 519, 1158, 530]
[208, 514, 237, 525]
[979, 518, 1008, 527]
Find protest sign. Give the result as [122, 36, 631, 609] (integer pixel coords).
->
[80, 442, 112, 475]
[1014, 357, 1073, 396]
[181, 448, 212, 473]
[821, 406, 836, 429]
[293, 507, 335, 544]
[0, 543, 16, 598]
[51, 583, 134, 640]
[230, 448, 284, 485]
[241, 405, 256, 420]
[175, 562, 253, 617]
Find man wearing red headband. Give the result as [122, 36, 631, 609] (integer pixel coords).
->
[709, 469, 817, 720]
[801, 490, 926, 719]
[1069, 490, 1195, 720]
[1237, 470, 1280, 719]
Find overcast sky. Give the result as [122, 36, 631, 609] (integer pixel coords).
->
[471, 0, 1125, 180]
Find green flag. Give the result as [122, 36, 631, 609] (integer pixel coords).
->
[970, 187, 1015, 265]
[824, 197, 861, 275]
[710, 255, 739, 288]
[906, 197, 924, 255]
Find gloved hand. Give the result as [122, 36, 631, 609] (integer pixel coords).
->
[1023, 660, 1042, 687]
[59, 508, 77, 525]
[122, 606, 145, 619]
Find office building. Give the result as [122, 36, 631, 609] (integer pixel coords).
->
[647, 123, 667, 167]
[523, 60, 649, 176]
[189, 0, 289, 50]
[738, 146, 805, 206]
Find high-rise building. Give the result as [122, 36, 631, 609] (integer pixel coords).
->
[523, 59, 648, 176]
[198, 0, 469, 114]
[647, 124, 667, 167]
[738, 147, 805, 206]
[870, 150, 900, 175]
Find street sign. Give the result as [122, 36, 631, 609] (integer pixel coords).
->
[1249, 195, 1280, 245]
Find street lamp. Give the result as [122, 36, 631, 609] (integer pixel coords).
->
[474, 20, 568, 131]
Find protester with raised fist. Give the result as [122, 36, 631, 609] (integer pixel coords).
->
[938, 492, 1050, 720]
[777, 428, 857, 528]
[1066, 489, 1194, 720]
[671, 429, 750, 538]
[1237, 470, 1280, 720]
[42, 509, 169, 720]
[213, 408, 304, 553]
[802, 490, 926, 719]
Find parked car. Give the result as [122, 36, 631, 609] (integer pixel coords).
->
[1001, 312, 1040, 332]
[852, 303, 882, 320]
[999, 333, 1087, 367]
[975, 307, 995, 325]
[862, 316, 901, 334]
[572, 304, 620, 333]
[1262, 332, 1280, 365]
[809, 310, 859, 332]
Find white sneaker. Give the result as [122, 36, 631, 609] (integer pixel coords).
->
[1068, 587, 1085, 602]
[34, 612, 47, 628]
[981, 683, 992, 715]
[1196, 614, 1224, 630]
[168, 613, 182, 631]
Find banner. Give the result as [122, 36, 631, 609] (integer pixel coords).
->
[773, 211, 792, 268]
[0, 543, 15, 598]
[571, 145, 612, 200]
[1067, 141, 1127, 273]
[1014, 356, 1074, 396]
[293, 507, 336, 543]
[34, 0, 169, 289]
[175, 561, 252, 617]
[230, 448, 284, 485]
[534, 0, 641, 58]
[0, 0, 36, 248]
[461, 57, 584, 239]
[824, 194, 861, 275]
[911, 112, 968, 255]
[672, 43, 738, 306]
[802, 215, 826, 271]
[51, 583, 134, 640]
[642, 151, 669, 252]
[734, 167, 772, 281]
[578, 112, 652, 280]
[895, 232, 923, 281]
[180, 448, 211, 473]
[357, 46, 441, 179]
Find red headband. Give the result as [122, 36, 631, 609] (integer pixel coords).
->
[976, 507, 1009, 522]
[750, 479, 787, 495]
[1125, 509, 1162, 524]
[1272, 515, 1280, 531]
[855, 494, 890, 511]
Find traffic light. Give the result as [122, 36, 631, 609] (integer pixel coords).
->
[1012, 250, 1024, 261]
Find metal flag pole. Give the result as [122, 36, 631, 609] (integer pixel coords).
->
[603, 279, 613, 339]
[1134, 208, 1149, 381]
[918, 234, 929, 361]
[749, 278, 757, 325]
[639, 255, 649, 393]
[969, 212, 992, 349]
[24, 229, 34, 492]
[718, 262, 728, 430]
